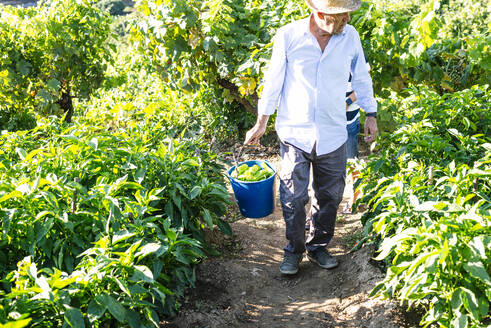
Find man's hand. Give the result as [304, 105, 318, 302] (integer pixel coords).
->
[364, 116, 378, 143]
[244, 115, 270, 145]
[346, 91, 357, 110]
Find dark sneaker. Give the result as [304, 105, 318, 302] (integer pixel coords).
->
[307, 248, 338, 269]
[279, 253, 303, 275]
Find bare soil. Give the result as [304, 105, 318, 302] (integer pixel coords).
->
[161, 148, 411, 328]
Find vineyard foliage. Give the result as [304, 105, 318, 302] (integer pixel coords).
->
[351, 0, 490, 95]
[131, 0, 309, 114]
[0, 0, 113, 126]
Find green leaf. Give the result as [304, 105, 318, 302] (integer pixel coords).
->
[51, 276, 77, 289]
[112, 230, 136, 245]
[414, 201, 439, 211]
[461, 287, 479, 320]
[16, 60, 32, 76]
[182, 159, 199, 166]
[125, 310, 141, 328]
[451, 288, 463, 312]
[174, 248, 191, 265]
[164, 202, 174, 220]
[463, 261, 491, 286]
[15, 147, 27, 161]
[468, 237, 486, 259]
[128, 284, 148, 296]
[88, 137, 98, 150]
[216, 218, 232, 236]
[144, 308, 159, 328]
[60, 135, 80, 143]
[202, 208, 213, 228]
[189, 185, 202, 199]
[36, 89, 54, 104]
[47, 78, 61, 92]
[102, 294, 127, 323]
[0, 191, 23, 203]
[152, 286, 167, 304]
[41, 191, 59, 209]
[113, 277, 131, 297]
[373, 228, 417, 261]
[406, 249, 439, 276]
[172, 193, 182, 209]
[478, 295, 490, 317]
[0, 319, 33, 328]
[134, 168, 146, 184]
[369, 281, 386, 297]
[64, 307, 85, 328]
[450, 313, 467, 328]
[24, 149, 43, 162]
[166, 228, 177, 241]
[135, 243, 163, 259]
[131, 265, 154, 283]
[87, 300, 106, 323]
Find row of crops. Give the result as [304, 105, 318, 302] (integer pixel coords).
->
[0, 0, 489, 327]
[356, 86, 490, 327]
[0, 98, 232, 326]
[1, 2, 234, 326]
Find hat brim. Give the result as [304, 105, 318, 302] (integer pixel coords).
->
[306, 0, 361, 14]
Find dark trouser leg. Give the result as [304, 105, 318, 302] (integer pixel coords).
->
[279, 141, 311, 255]
[306, 143, 347, 252]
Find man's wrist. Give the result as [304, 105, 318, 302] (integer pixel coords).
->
[256, 114, 270, 128]
[345, 97, 353, 106]
[366, 112, 377, 117]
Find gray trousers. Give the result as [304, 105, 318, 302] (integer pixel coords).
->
[279, 141, 347, 255]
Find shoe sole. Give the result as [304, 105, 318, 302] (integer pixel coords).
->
[280, 267, 298, 275]
[307, 254, 338, 269]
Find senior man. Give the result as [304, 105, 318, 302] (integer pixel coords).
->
[244, 0, 378, 275]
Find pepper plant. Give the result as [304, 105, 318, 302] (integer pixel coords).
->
[355, 85, 490, 327]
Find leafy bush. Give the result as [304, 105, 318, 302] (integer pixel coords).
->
[131, 0, 308, 115]
[95, 0, 129, 16]
[0, 0, 113, 124]
[0, 107, 36, 132]
[356, 85, 491, 327]
[0, 106, 231, 326]
[351, 0, 490, 96]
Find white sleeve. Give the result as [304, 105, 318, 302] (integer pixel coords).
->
[350, 30, 377, 114]
[257, 29, 287, 115]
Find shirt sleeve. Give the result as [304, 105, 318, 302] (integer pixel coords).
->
[350, 30, 377, 114]
[257, 28, 287, 116]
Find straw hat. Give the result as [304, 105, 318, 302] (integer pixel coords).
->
[305, 0, 361, 14]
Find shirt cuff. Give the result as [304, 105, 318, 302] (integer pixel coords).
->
[257, 100, 277, 116]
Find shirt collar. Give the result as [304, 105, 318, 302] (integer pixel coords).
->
[304, 14, 348, 37]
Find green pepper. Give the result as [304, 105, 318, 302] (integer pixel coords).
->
[238, 163, 249, 174]
[233, 162, 274, 181]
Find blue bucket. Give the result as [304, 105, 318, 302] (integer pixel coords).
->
[227, 160, 276, 218]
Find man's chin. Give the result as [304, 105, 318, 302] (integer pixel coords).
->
[334, 25, 346, 35]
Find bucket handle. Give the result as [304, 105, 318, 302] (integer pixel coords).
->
[232, 145, 244, 170]
[232, 144, 257, 172]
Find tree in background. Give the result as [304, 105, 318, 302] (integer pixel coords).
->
[0, 0, 113, 126]
[132, 0, 308, 115]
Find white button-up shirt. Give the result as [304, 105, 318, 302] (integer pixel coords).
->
[258, 16, 377, 155]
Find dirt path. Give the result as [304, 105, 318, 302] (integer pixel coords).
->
[161, 155, 407, 328]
